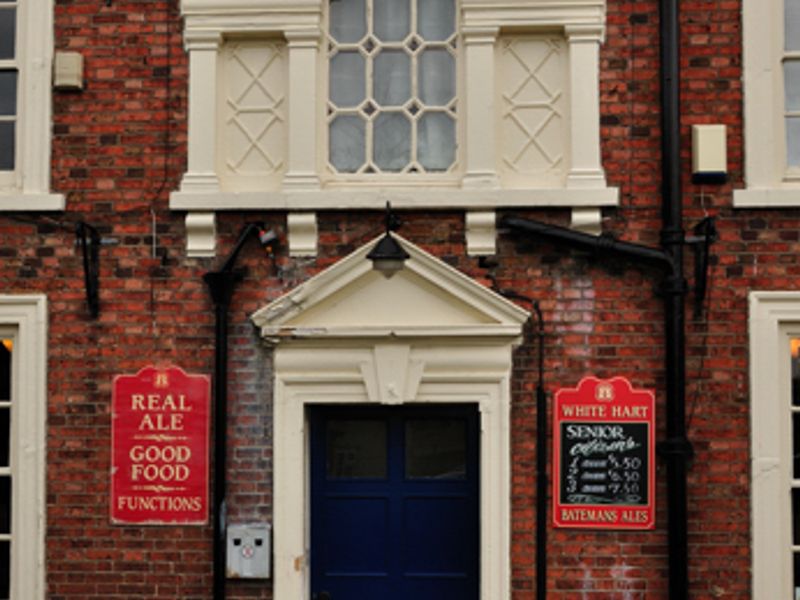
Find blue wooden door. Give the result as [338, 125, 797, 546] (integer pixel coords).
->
[310, 405, 479, 600]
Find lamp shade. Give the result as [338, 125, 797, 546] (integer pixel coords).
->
[367, 233, 409, 278]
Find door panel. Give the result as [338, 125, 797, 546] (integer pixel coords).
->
[310, 405, 479, 600]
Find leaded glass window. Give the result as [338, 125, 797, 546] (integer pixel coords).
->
[327, 0, 457, 175]
[791, 337, 800, 596]
[0, 0, 16, 171]
[0, 337, 12, 598]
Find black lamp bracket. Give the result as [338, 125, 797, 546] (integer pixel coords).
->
[685, 216, 717, 318]
[75, 222, 100, 319]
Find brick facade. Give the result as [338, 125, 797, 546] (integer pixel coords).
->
[0, 0, 760, 597]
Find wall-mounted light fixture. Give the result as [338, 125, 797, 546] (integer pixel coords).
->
[367, 202, 409, 278]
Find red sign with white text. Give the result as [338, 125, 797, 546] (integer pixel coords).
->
[553, 376, 655, 530]
[111, 365, 210, 525]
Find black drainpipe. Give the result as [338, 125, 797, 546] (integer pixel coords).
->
[657, 0, 693, 596]
[204, 223, 275, 600]
[501, 0, 693, 594]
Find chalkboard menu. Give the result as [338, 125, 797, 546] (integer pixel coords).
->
[553, 377, 655, 530]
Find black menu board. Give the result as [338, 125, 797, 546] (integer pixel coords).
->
[559, 421, 649, 506]
[553, 377, 655, 530]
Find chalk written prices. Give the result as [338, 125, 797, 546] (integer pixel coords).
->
[559, 422, 649, 506]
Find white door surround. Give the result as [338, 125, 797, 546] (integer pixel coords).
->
[251, 234, 529, 600]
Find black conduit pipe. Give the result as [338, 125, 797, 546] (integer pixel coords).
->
[533, 301, 547, 600]
[204, 223, 271, 600]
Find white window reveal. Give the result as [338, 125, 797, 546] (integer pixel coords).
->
[174, 0, 616, 207]
[737, 0, 800, 206]
[0, 0, 62, 210]
[326, 0, 457, 177]
[174, 0, 617, 254]
[0, 296, 47, 600]
[749, 292, 800, 598]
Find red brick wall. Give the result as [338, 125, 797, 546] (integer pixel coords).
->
[0, 0, 756, 597]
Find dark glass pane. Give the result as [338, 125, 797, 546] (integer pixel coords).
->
[0, 70, 16, 116]
[795, 553, 800, 599]
[405, 419, 466, 479]
[0, 478, 10, 534]
[796, 413, 800, 479]
[0, 409, 9, 468]
[0, 121, 13, 170]
[794, 488, 800, 545]
[793, 339, 800, 407]
[0, 342, 8, 401]
[326, 420, 387, 479]
[0, 541, 8, 598]
[0, 8, 14, 60]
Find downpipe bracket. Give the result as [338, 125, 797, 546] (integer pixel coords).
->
[657, 436, 694, 460]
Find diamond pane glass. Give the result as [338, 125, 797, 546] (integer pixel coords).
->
[405, 419, 466, 479]
[418, 0, 455, 41]
[374, 0, 410, 42]
[418, 50, 455, 106]
[0, 8, 14, 60]
[330, 0, 366, 44]
[0, 122, 13, 170]
[0, 70, 16, 116]
[787, 117, 800, 166]
[374, 51, 410, 106]
[373, 112, 410, 171]
[418, 112, 455, 171]
[326, 420, 387, 479]
[330, 115, 366, 172]
[788, 0, 800, 51]
[330, 52, 365, 107]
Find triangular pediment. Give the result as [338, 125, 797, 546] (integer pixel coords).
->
[251, 233, 529, 340]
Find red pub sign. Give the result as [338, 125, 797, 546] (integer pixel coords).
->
[553, 376, 655, 530]
[111, 365, 210, 525]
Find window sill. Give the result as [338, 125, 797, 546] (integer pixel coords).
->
[733, 187, 800, 207]
[170, 186, 619, 211]
[0, 192, 65, 211]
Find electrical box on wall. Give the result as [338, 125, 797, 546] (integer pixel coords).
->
[226, 523, 271, 579]
[53, 51, 84, 91]
[691, 124, 728, 184]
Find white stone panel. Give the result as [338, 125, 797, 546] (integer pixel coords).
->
[220, 39, 287, 191]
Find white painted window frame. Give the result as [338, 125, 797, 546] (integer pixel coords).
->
[0, 0, 63, 211]
[0, 295, 47, 600]
[173, 0, 617, 212]
[271, 340, 514, 600]
[749, 291, 800, 598]
[736, 0, 800, 207]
